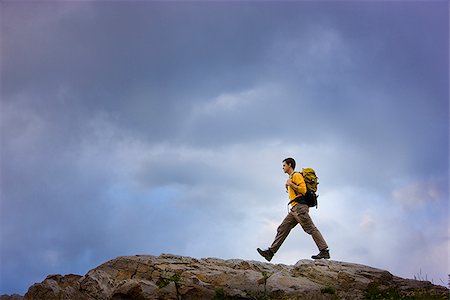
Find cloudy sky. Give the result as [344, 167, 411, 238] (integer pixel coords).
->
[1, 0, 449, 295]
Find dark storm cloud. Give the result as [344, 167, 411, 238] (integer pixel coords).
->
[3, 1, 447, 148]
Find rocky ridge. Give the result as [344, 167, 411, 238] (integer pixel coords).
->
[4, 254, 449, 299]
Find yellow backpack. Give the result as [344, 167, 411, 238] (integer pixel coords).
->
[301, 168, 319, 208]
[301, 168, 318, 192]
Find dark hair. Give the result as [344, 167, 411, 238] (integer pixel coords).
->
[283, 157, 296, 169]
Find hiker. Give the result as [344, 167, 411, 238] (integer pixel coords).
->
[257, 157, 330, 261]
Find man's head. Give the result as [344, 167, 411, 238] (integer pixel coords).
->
[282, 157, 296, 174]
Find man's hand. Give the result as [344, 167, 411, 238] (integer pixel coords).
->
[286, 178, 293, 188]
[286, 178, 299, 193]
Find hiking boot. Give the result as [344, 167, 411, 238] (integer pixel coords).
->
[311, 249, 330, 260]
[257, 248, 274, 262]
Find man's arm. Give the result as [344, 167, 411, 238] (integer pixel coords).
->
[287, 173, 307, 195]
[286, 179, 300, 193]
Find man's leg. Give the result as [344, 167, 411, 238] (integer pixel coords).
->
[268, 211, 298, 254]
[292, 204, 329, 252]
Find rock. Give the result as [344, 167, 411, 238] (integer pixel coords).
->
[20, 254, 448, 299]
[24, 274, 83, 300]
[0, 295, 24, 300]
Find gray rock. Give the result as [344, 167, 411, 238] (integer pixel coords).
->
[20, 254, 448, 299]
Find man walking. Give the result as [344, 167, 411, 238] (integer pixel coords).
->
[257, 158, 330, 261]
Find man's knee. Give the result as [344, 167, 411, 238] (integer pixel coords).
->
[302, 224, 317, 235]
[276, 224, 285, 234]
[277, 221, 293, 234]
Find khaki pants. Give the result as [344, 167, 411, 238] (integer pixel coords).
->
[269, 204, 328, 253]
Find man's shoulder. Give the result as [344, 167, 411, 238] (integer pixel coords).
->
[292, 171, 304, 181]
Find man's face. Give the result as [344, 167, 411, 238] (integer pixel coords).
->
[282, 162, 290, 174]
